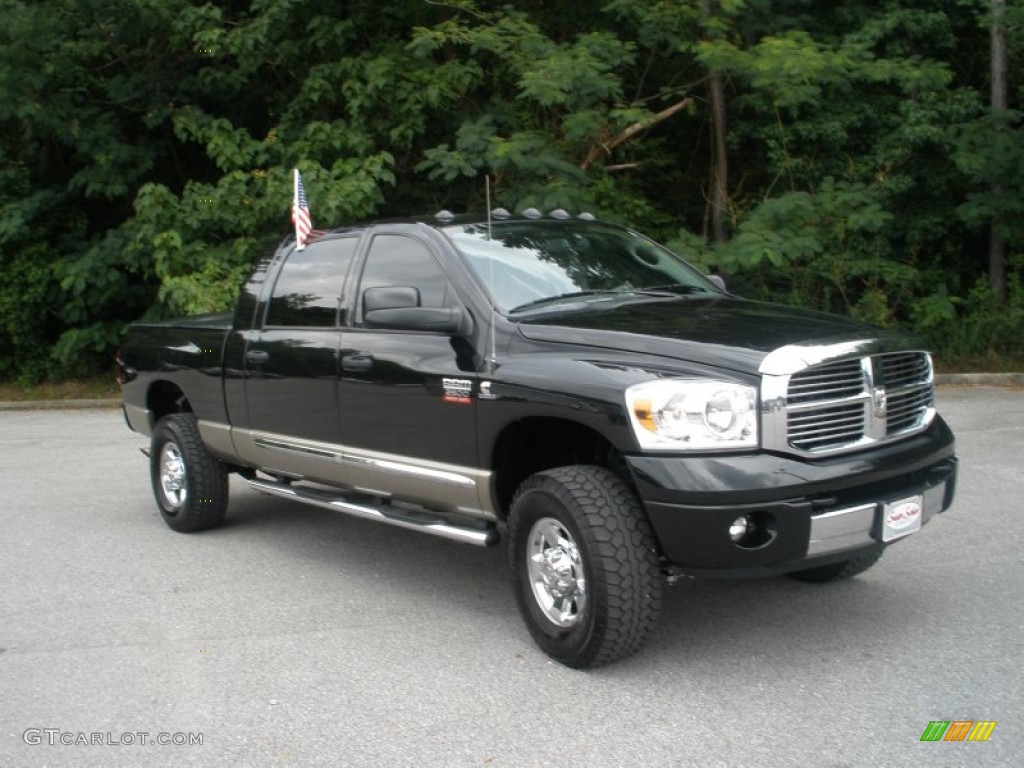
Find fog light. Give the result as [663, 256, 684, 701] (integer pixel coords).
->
[729, 515, 752, 542]
[728, 511, 778, 550]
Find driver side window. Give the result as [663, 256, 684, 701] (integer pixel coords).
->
[357, 235, 453, 323]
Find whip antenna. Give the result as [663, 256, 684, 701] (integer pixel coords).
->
[485, 175, 493, 241]
[485, 175, 497, 373]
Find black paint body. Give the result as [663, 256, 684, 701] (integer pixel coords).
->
[119, 216, 957, 575]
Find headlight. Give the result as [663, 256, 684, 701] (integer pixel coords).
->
[625, 379, 758, 450]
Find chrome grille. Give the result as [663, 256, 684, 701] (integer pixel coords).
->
[788, 402, 866, 452]
[883, 352, 934, 435]
[881, 352, 931, 389]
[761, 348, 935, 457]
[787, 359, 864, 404]
[887, 387, 933, 433]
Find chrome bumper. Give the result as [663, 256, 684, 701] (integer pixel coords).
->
[807, 480, 949, 557]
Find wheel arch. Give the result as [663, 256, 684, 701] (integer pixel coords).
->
[147, 380, 192, 424]
[489, 416, 632, 518]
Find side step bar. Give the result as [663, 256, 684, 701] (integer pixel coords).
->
[243, 477, 499, 547]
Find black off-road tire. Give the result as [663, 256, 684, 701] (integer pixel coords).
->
[150, 413, 229, 533]
[508, 465, 663, 669]
[786, 547, 884, 584]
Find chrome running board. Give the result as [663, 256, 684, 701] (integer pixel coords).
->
[243, 477, 499, 547]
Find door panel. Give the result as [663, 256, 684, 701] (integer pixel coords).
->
[242, 237, 358, 446]
[243, 328, 341, 443]
[339, 329, 478, 466]
[340, 232, 480, 469]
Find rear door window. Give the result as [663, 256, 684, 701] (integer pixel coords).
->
[264, 238, 359, 327]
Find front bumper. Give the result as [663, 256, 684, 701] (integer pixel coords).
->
[626, 416, 957, 577]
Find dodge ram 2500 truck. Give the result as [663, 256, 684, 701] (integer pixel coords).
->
[118, 210, 957, 668]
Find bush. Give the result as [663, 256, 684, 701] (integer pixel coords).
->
[0, 247, 62, 384]
[912, 260, 1024, 369]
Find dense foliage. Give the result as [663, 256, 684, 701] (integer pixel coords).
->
[1, 0, 1021, 382]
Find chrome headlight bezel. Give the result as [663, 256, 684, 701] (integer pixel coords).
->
[625, 379, 759, 451]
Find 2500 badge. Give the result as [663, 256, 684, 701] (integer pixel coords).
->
[442, 377, 473, 404]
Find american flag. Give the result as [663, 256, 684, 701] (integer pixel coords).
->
[292, 169, 313, 250]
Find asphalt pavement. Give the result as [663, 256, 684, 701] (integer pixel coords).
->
[0, 387, 1021, 767]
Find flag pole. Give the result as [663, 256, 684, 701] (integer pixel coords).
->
[293, 169, 305, 251]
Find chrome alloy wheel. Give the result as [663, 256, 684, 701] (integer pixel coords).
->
[527, 517, 587, 628]
[159, 442, 188, 510]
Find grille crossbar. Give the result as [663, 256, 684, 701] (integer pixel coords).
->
[762, 351, 934, 457]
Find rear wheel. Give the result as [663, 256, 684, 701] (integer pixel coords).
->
[508, 466, 663, 669]
[150, 413, 228, 532]
[786, 548, 884, 583]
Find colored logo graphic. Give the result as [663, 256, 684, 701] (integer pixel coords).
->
[920, 721, 997, 742]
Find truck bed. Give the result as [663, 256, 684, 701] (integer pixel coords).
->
[130, 311, 234, 331]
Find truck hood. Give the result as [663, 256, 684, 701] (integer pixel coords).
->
[516, 297, 903, 376]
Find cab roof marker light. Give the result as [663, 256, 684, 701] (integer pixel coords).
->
[578, 212, 596, 220]
[521, 208, 542, 219]
[549, 209, 570, 219]
[434, 210, 455, 222]
[491, 207, 511, 219]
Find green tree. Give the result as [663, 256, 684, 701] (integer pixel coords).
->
[955, 0, 1022, 305]
[667, 2, 995, 333]
[0, 0, 190, 379]
[0, 0, 1021, 382]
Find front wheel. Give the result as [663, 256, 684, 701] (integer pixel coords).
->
[508, 466, 663, 669]
[150, 413, 229, 533]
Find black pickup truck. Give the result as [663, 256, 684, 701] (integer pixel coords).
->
[118, 210, 957, 668]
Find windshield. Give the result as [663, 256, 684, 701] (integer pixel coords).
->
[443, 221, 719, 313]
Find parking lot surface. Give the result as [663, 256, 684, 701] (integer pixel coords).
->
[1, 387, 1021, 766]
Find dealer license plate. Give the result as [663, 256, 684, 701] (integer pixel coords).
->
[880, 495, 924, 542]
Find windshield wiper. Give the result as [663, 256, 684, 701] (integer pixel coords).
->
[509, 285, 712, 313]
[509, 290, 631, 313]
[635, 283, 712, 295]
